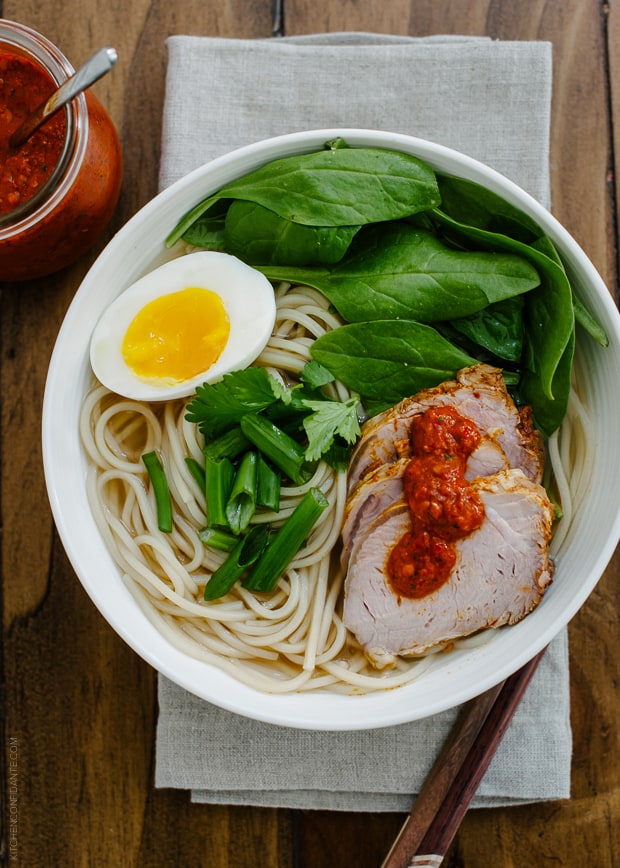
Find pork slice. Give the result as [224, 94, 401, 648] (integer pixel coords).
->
[340, 435, 508, 568]
[342, 468, 554, 668]
[348, 364, 544, 491]
[341, 461, 407, 569]
[462, 434, 509, 480]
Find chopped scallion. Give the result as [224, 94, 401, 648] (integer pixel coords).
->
[204, 524, 271, 600]
[240, 413, 313, 485]
[256, 454, 281, 511]
[242, 487, 328, 592]
[226, 451, 258, 535]
[198, 527, 238, 552]
[142, 451, 173, 533]
[203, 426, 250, 461]
[205, 455, 235, 528]
[184, 456, 206, 490]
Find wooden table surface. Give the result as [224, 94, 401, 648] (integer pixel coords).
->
[2, 2, 619, 865]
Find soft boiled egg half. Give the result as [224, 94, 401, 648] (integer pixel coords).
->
[89, 251, 277, 401]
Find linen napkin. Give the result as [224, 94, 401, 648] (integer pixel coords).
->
[155, 33, 572, 810]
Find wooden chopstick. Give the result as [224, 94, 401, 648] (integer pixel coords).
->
[382, 648, 547, 868]
[380, 679, 504, 866]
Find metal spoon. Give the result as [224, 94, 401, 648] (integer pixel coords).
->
[9, 46, 118, 148]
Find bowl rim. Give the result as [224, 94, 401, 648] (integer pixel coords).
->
[42, 128, 620, 730]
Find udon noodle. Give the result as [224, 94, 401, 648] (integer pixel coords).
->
[80, 278, 590, 694]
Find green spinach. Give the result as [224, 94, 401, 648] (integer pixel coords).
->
[182, 214, 226, 251]
[521, 330, 575, 437]
[450, 296, 525, 363]
[310, 319, 477, 403]
[431, 208, 575, 431]
[167, 142, 441, 246]
[436, 173, 545, 242]
[259, 223, 540, 323]
[532, 235, 608, 347]
[224, 200, 360, 266]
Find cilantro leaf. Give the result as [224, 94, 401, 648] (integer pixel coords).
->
[300, 360, 335, 390]
[184, 366, 362, 466]
[185, 368, 281, 438]
[301, 396, 361, 461]
[268, 376, 296, 405]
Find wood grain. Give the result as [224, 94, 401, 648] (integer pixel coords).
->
[1, 1, 618, 866]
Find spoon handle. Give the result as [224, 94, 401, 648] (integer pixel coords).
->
[9, 46, 118, 148]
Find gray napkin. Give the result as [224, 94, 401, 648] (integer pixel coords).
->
[155, 33, 572, 810]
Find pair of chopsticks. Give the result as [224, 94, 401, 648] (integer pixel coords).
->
[381, 648, 547, 868]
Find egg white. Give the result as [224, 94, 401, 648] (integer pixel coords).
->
[89, 251, 276, 401]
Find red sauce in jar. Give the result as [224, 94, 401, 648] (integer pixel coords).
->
[0, 25, 122, 281]
[0, 51, 67, 215]
[387, 405, 485, 599]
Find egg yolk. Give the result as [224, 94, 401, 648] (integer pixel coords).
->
[122, 287, 230, 383]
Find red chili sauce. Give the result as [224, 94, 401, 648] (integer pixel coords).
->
[0, 51, 66, 216]
[387, 405, 486, 599]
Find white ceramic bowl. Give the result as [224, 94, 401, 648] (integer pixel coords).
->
[43, 130, 620, 730]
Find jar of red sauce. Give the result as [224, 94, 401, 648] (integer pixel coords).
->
[0, 20, 122, 280]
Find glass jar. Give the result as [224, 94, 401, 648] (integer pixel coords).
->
[0, 20, 122, 280]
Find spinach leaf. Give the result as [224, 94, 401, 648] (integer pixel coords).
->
[310, 319, 477, 403]
[531, 234, 563, 264]
[432, 209, 573, 402]
[224, 200, 360, 266]
[259, 224, 540, 324]
[167, 144, 441, 246]
[451, 296, 524, 362]
[572, 294, 609, 346]
[521, 329, 575, 437]
[181, 198, 230, 250]
[436, 173, 544, 242]
[182, 214, 226, 250]
[533, 235, 608, 347]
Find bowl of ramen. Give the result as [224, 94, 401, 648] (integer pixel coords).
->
[42, 129, 620, 730]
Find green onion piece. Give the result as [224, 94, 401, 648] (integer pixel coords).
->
[240, 413, 312, 485]
[226, 451, 258, 535]
[203, 426, 250, 461]
[198, 526, 238, 552]
[185, 456, 206, 490]
[142, 451, 173, 533]
[243, 488, 329, 592]
[204, 524, 271, 600]
[256, 454, 281, 512]
[205, 455, 235, 528]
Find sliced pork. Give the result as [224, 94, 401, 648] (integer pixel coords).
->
[348, 364, 544, 490]
[341, 434, 508, 568]
[341, 364, 554, 669]
[342, 468, 554, 668]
